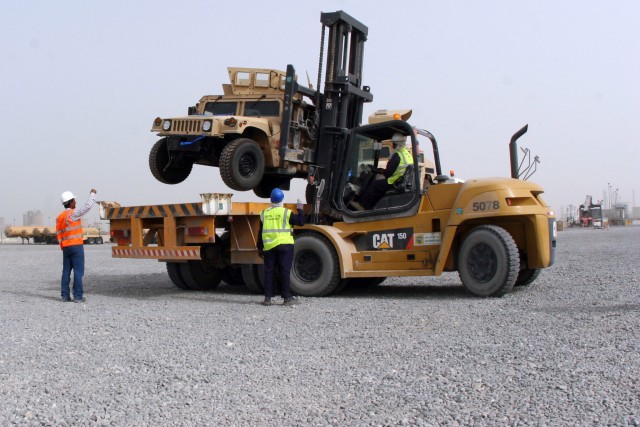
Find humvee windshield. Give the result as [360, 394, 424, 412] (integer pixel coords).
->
[204, 102, 237, 116]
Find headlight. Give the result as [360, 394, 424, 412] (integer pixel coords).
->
[162, 120, 171, 131]
[202, 120, 212, 132]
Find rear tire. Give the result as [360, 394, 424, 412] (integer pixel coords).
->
[220, 138, 265, 191]
[167, 262, 190, 290]
[96, 237, 103, 244]
[179, 260, 222, 291]
[515, 267, 541, 287]
[149, 138, 193, 184]
[291, 233, 341, 296]
[254, 177, 292, 199]
[458, 225, 519, 297]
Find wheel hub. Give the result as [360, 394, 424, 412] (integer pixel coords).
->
[238, 153, 256, 177]
[296, 250, 322, 282]
[467, 243, 497, 283]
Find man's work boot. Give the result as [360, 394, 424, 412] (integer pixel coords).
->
[261, 297, 272, 306]
[283, 298, 296, 307]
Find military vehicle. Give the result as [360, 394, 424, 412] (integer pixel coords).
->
[149, 67, 318, 198]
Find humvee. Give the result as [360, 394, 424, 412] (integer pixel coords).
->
[149, 67, 317, 197]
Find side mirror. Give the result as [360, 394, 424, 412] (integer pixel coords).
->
[187, 106, 196, 115]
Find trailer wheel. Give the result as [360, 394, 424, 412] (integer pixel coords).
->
[515, 268, 541, 287]
[240, 264, 264, 294]
[86, 237, 95, 245]
[179, 260, 222, 291]
[167, 262, 190, 290]
[291, 233, 341, 296]
[149, 138, 193, 184]
[220, 138, 265, 191]
[96, 237, 104, 244]
[458, 225, 519, 297]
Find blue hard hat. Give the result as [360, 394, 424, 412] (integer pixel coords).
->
[270, 188, 284, 203]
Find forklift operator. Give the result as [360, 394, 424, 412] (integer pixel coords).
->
[352, 133, 414, 210]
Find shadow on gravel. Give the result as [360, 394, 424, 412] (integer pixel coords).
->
[84, 274, 258, 305]
[336, 283, 472, 300]
[535, 303, 640, 314]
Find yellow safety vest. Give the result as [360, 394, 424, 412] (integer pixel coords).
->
[387, 147, 414, 185]
[261, 207, 294, 251]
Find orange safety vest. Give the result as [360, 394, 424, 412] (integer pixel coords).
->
[56, 210, 84, 248]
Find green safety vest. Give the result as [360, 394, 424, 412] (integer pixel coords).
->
[387, 147, 414, 185]
[261, 207, 294, 251]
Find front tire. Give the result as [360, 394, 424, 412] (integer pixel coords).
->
[458, 225, 519, 297]
[291, 233, 341, 296]
[220, 138, 265, 191]
[149, 138, 193, 184]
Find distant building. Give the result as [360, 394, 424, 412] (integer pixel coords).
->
[23, 210, 44, 226]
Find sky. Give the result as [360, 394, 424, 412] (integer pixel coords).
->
[1, 0, 638, 226]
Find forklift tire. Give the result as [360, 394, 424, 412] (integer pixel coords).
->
[240, 264, 264, 294]
[166, 262, 190, 290]
[514, 268, 541, 287]
[458, 225, 519, 297]
[179, 260, 222, 291]
[291, 233, 341, 297]
[149, 138, 193, 184]
[220, 138, 265, 191]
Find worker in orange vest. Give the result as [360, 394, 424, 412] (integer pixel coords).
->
[56, 189, 97, 303]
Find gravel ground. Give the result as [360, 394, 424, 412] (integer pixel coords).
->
[1, 226, 639, 426]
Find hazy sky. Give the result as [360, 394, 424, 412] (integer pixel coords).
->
[1, 0, 638, 225]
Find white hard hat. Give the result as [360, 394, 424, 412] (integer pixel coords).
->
[391, 133, 406, 145]
[391, 133, 406, 142]
[61, 191, 75, 205]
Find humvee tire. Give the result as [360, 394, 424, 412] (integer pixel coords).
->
[220, 138, 265, 191]
[149, 138, 193, 184]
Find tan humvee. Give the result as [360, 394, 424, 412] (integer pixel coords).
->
[149, 68, 316, 197]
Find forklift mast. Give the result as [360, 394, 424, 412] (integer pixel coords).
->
[314, 11, 373, 215]
[280, 11, 373, 219]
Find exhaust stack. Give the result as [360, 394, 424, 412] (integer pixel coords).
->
[509, 124, 528, 178]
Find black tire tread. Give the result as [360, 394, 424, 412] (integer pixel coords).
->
[219, 138, 265, 191]
[458, 225, 519, 297]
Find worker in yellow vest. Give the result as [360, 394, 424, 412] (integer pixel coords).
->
[257, 188, 305, 306]
[56, 189, 97, 302]
[352, 132, 414, 210]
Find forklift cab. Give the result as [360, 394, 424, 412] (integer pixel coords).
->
[336, 120, 422, 220]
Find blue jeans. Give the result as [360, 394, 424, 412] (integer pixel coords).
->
[61, 244, 85, 300]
